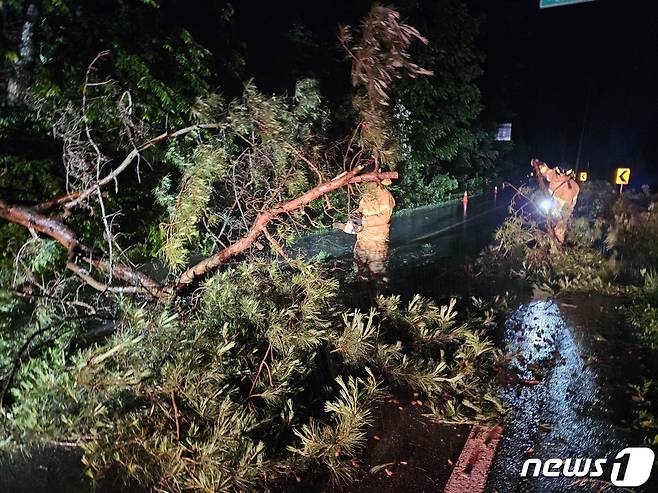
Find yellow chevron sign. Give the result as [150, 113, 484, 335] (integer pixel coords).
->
[578, 171, 588, 182]
[615, 168, 631, 185]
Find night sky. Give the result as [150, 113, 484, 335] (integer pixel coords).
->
[470, 0, 658, 183]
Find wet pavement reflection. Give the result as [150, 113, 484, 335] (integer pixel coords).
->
[487, 299, 658, 493]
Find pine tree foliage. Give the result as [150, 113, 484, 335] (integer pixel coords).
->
[155, 78, 330, 269]
[340, 5, 432, 166]
[289, 370, 384, 481]
[161, 146, 231, 269]
[482, 182, 658, 297]
[335, 309, 379, 365]
[479, 183, 624, 295]
[0, 261, 504, 491]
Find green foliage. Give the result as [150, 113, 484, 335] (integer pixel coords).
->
[0, 0, 244, 268]
[629, 269, 658, 349]
[4, 0, 214, 123]
[396, 0, 483, 159]
[617, 210, 658, 450]
[161, 146, 230, 269]
[0, 261, 504, 491]
[629, 379, 658, 448]
[394, 165, 459, 207]
[630, 302, 658, 349]
[605, 196, 658, 272]
[289, 370, 384, 481]
[393, 0, 500, 208]
[156, 78, 331, 268]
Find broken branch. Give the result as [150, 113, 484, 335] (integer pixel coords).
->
[176, 168, 397, 287]
[0, 199, 165, 297]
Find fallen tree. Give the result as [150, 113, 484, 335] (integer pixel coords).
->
[0, 5, 422, 297]
[177, 167, 398, 287]
[0, 166, 398, 296]
[0, 6, 506, 492]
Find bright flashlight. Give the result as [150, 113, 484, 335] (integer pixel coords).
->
[539, 197, 553, 213]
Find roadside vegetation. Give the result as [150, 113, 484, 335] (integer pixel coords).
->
[481, 179, 658, 446]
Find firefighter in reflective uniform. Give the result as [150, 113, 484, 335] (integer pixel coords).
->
[333, 180, 395, 278]
[535, 160, 580, 244]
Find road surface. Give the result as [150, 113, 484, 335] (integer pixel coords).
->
[292, 191, 510, 298]
[486, 295, 658, 493]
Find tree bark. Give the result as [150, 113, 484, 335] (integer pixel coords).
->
[0, 199, 164, 296]
[176, 169, 397, 288]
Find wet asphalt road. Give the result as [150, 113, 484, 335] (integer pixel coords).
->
[293, 192, 509, 262]
[487, 297, 658, 493]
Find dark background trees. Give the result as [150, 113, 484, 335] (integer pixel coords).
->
[468, 0, 658, 183]
[1, 0, 501, 232]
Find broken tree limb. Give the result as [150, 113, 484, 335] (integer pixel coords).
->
[347, 171, 397, 184]
[63, 148, 140, 208]
[34, 191, 82, 211]
[36, 123, 223, 211]
[0, 199, 165, 296]
[262, 227, 299, 269]
[66, 261, 153, 295]
[2, 166, 397, 296]
[176, 168, 398, 288]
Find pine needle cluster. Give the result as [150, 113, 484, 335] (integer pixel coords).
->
[0, 260, 504, 491]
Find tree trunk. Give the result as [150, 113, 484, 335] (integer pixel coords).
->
[7, 3, 39, 106]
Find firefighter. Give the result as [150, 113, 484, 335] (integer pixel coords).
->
[534, 160, 580, 244]
[333, 179, 395, 278]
